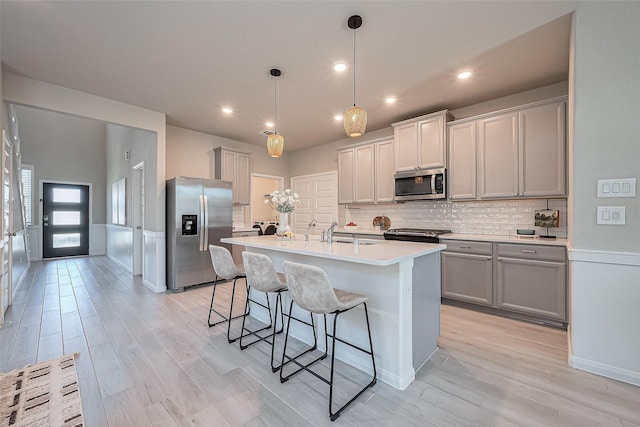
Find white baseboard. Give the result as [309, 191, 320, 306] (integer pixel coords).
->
[569, 354, 640, 387]
[107, 253, 132, 274]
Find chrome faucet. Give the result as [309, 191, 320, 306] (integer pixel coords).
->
[305, 219, 317, 241]
[327, 221, 338, 243]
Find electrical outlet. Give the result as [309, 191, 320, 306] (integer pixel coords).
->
[597, 206, 625, 225]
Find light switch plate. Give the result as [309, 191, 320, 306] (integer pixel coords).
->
[597, 178, 636, 197]
[597, 206, 626, 225]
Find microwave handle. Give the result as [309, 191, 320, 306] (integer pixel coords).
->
[431, 174, 436, 194]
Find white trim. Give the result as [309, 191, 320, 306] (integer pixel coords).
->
[290, 170, 338, 181]
[568, 248, 640, 266]
[569, 354, 640, 387]
[338, 135, 394, 151]
[107, 253, 132, 273]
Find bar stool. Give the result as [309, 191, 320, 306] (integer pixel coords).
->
[281, 260, 377, 421]
[207, 244, 247, 343]
[240, 251, 288, 371]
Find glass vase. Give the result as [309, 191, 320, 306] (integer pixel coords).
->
[277, 212, 292, 235]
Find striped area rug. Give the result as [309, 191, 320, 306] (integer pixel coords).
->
[0, 353, 84, 427]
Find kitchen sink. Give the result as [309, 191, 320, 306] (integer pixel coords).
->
[332, 238, 381, 245]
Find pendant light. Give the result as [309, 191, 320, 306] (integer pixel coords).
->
[267, 68, 284, 157]
[344, 15, 367, 138]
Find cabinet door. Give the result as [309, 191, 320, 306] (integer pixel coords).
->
[519, 101, 566, 197]
[235, 153, 250, 205]
[497, 256, 566, 320]
[478, 112, 519, 198]
[394, 122, 418, 172]
[418, 116, 446, 169]
[375, 139, 395, 202]
[354, 145, 375, 203]
[448, 121, 477, 199]
[442, 251, 493, 306]
[221, 150, 237, 203]
[338, 149, 355, 204]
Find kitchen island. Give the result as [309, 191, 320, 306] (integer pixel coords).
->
[220, 235, 445, 390]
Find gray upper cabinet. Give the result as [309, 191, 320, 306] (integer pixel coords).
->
[212, 147, 250, 205]
[519, 101, 566, 197]
[448, 121, 478, 200]
[478, 111, 520, 198]
[392, 110, 451, 172]
[451, 97, 567, 200]
[338, 138, 394, 204]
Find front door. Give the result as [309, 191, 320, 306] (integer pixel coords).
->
[42, 182, 90, 258]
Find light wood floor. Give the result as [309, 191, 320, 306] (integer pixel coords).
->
[1, 256, 639, 426]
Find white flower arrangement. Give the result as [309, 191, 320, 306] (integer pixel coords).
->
[265, 189, 300, 213]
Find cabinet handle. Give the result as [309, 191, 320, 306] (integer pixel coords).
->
[459, 245, 471, 248]
[521, 249, 537, 253]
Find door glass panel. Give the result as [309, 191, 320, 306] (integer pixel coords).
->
[52, 211, 81, 225]
[53, 233, 81, 248]
[53, 188, 81, 203]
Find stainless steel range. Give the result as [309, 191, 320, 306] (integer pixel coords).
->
[383, 228, 451, 243]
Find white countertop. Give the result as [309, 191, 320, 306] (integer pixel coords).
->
[440, 233, 568, 246]
[221, 235, 445, 266]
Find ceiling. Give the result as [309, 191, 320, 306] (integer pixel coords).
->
[1, 1, 576, 152]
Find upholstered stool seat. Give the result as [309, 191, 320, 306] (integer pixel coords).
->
[281, 260, 376, 421]
[208, 245, 247, 343]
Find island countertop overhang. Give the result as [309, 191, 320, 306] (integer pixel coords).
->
[220, 236, 445, 266]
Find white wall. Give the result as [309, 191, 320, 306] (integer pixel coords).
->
[16, 105, 107, 224]
[3, 73, 167, 292]
[568, 3, 640, 385]
[166, 125, 288, 180]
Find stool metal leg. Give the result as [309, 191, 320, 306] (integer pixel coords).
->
[226, 276, 249, 343]
[208, 275, 247, 328]
[238, 286, 278, 349]
[328, 302, 377, 421]
[280, 301, 327, 383]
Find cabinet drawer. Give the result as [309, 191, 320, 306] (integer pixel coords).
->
[497, 243, 565, 261]
[441, 240, 492, 255]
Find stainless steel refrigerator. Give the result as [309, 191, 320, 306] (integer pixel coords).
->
[166, 176, 233, 292]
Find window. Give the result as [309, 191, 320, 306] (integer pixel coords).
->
[21, 165, 33, 225]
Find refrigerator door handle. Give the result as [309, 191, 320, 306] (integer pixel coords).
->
[203, 195, 209, 251]
[199, 194, 205, 251]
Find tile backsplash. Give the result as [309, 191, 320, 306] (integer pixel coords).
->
[344, 198, 567, 238]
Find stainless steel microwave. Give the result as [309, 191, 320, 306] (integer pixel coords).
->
[394, 168, 446, 200]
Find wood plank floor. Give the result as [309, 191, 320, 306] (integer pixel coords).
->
[1, 256, 638, 426]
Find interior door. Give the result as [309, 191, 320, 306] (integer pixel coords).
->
[291, 172, 338, 235]
[42, 182, 90, 258]
[1, 131, 13, 322]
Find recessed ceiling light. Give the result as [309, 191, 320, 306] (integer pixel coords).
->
[265, 121, 274, 128]
[334, 114, 343, 121]
[222, 107, 233, 114]
[457, 71, 472, 80]
[385, 97, 397, 104]
[333, 63, 348, 72]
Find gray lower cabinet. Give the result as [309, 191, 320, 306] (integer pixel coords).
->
[441, 243, 493, 306]
[441, 239, 567, 324]
[496, 243, 566, 320]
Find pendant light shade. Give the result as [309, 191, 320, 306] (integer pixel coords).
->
[344, 15, 367, 137]
[344, 105, 367, 138]
[267, 133, 284, 157]
[267, 68, 284, 157]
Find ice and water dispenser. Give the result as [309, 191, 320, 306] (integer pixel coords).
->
[182, 215, 198, 235]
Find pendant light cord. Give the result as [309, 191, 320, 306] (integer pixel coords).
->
[273, 75, 278, 135]
[352, 28, 357, 107]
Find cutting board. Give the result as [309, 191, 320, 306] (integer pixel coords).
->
[372, 216, 391, 230]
